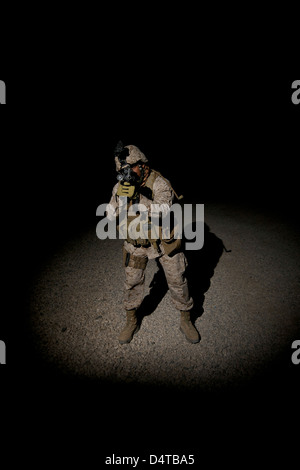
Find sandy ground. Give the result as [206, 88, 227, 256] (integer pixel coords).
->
[27, 202, 300, 392]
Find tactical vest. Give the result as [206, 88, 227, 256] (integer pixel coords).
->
[118, 170, 182, 257]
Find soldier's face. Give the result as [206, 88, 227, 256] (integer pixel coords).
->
[131, 164, 141, 178]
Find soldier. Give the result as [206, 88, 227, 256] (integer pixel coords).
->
[106, 142, 200, 344]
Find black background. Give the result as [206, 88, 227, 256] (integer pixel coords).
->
[1, 10, 299, 467]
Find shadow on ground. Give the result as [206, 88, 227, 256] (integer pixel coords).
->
[137, 223, 227, 328]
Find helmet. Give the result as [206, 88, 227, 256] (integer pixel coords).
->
[124, 145, 148, 165]
[114, 144, 148, 171]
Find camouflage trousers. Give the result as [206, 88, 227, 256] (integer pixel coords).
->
[123, 250, 194, 312]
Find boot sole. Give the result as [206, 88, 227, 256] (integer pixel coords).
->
[180, 326, 200, 344]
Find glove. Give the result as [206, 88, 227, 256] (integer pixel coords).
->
[117, 182, 138, 199]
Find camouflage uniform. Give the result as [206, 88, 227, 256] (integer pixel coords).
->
[107, 175, 194, 312]
[107, 144, 199, 344]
